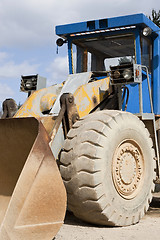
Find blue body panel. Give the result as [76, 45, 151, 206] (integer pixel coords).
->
[56, 13, 159, 37]
[56, 13, 160, 115]
[122, 74, 152, 114]
[153, 35, 160, 114]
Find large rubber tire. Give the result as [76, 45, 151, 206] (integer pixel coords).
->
[60, 110, 156, 226]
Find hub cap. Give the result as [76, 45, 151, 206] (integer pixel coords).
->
[112, 140, 144, 199]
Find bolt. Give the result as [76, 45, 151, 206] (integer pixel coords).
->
[68, 95, 74, 103]
[72, 115, 79, 124]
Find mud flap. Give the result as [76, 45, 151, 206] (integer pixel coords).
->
[0, 117, 66, 240]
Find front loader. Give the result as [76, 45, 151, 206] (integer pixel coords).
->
[1, 13, 160, 239]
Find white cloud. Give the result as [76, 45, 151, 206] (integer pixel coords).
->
[0, 0, 160, 108]
[0, 0, 159, 49]
[0, 52, 9, 62]
[0, 60, 39, 78]
[46, 55, 69, 85]
[0, 51, 40, 107]
[0, 83, 14, 103]
[0, 50, 39, 78]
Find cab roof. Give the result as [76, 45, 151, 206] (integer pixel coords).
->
[56, 13, 159, 38]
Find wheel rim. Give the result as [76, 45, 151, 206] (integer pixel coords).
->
[112, 140, 145, 199]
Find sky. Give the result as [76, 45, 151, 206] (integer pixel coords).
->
[0, 0, 160, 108]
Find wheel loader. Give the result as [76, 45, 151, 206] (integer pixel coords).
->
[0, 13, 160, 239]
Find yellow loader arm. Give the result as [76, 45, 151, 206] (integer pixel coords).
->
[0, 72, 110, 239]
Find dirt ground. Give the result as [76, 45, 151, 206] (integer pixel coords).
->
[55, 193, 160, 240]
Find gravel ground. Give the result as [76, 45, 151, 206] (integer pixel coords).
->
[55, 194, 160, 240]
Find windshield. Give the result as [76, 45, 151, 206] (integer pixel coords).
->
[72, 34, 135, 73]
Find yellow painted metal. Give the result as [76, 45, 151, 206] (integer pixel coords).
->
[73, 77, 110, 118]
[0, 73, 110, 240]
[40, 116, 56, 136]
[40, 93, 56, 113]
[15, 84, 63, 118]
[15, 76, 110, 121]
[0, 84, 67, 240]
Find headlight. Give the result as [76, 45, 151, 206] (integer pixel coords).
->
[113, 70, 120, 79]
[20, 76, 37, 92]
[123, 69, 132, 80]
[25, 80, 33, 90]
[20, 75, 46, 93]
[142, 27, 152, 37]
[110, 63, 134, 84]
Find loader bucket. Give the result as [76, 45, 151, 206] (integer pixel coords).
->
[0, 117, 66, 240]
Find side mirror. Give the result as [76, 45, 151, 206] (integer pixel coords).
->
[56, 38, 67, 47]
